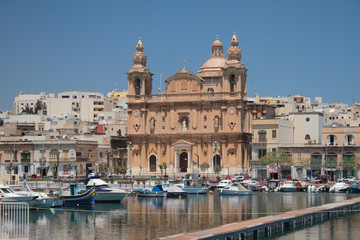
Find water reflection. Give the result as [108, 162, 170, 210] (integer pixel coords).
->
[28, 192, 359, 240]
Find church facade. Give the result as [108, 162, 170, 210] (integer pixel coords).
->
[127, 33, 252, 177]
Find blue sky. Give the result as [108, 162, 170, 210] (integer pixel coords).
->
[1, 0, 359, 110]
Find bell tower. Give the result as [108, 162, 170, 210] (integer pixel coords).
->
[127, 37, 153, 98]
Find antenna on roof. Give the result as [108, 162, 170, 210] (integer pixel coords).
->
[160, 73, 162, 92]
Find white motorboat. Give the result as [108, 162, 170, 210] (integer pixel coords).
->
[279, 181, 297, 192]
[12, 185, 57, 208]
[0, 184, 38, 208]
[329, 181, 349, 193]
[216, 180, 232, 189]
[241, 180, 262, 191]
[163, 184, 187, 198]
[86, 178, 128, 202]
[216, 183, 252, 195]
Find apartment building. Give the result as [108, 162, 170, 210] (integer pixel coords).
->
[46, 91, 112, 122]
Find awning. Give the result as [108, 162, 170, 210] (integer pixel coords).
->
[269, 168, 278, 173]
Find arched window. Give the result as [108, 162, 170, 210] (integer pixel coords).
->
[327, 135, 337, 145]
[345, 135, 354, 145]
[305, 134, 311, 140]
[135, 79, 141, 96]
[149, 155, 157, 172]
[229, 75, 235, 93]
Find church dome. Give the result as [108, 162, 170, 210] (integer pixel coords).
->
[198, 36, 227, 77]
[132, 37, 147, 67]
[227, 32, 242, 61]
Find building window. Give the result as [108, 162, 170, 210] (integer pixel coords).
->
[63, 150, 69, 160]
[229, 74, 235, 93]
[305, 134, 311, 140]
[327, 135, 337, 145]
[258, 130, 267, 142]
[272, 130, 277, 139]
[306, 118, 310, 122]
[49, 150, 58, 162]
[345, 135, 354, 145]
[63, 165, 69, 174]
[258, 149, 267, 159]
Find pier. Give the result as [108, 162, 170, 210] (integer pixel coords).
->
[160, 197, 360, 240]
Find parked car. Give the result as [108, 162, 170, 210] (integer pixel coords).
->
[88, 173, 96, 178]
[150, 175, 160, 179]
[232, 176, 245, 182]
[313, 175, 331, 183]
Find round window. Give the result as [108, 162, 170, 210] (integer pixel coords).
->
[306, 118, 310, 122]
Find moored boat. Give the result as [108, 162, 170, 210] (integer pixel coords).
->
[0, 184, 38, 208]
[279, 181, 297, 192]
[174, 180, 209, 194]
[216, 180, 232, 189]
[329, 181, 349, 193]
[86, 178, 128, 202]
[137, 184, 167, 197]
[163, 185, 187, 198]
[348, 183, 360, 193]
[216, 183, 252, 195]
[62, 183, 96, 206]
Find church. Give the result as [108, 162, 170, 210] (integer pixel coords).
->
[126, 33, 252, 177]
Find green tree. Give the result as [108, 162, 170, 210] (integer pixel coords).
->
[260, 149, 293, 179]
[0, 119, 3, 126]
[120, 166, 128, 179]
[158, 164, 164, 178]
[215, 165, 223, 175]
[342, 156, 360, 177]
[200, 163, 210, 177]
[34, 100, 42, 113]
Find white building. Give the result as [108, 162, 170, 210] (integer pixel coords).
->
[46, 91, 112, 122]
[13, 92, 54, 114]
[289, 112, 324, 144]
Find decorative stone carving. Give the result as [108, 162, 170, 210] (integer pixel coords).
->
[227, 32, 242, 61]
[182, 118, 188, 131]
[214, 116, 220, 129]
[149, 117, 155, 131]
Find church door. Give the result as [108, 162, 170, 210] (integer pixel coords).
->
[180, 152, 188, 172]
[149, 155, 157, 172]
[213, 154, 221, 173]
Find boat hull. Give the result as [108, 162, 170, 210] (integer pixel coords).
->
[62, 187, 96, 206]
[184, 187, 208, 194]
[137, 191, 167, 197]
[95, 192, 127, 202]
[280, 187, 297, 192]
[166, 192, 188, 198]
[217, 189, 252, 195]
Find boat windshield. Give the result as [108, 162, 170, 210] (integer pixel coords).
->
[0, 187, 13, 193]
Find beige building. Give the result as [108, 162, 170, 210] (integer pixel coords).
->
[13, 92, 54, 114]
[127, 34, 252, 177]
[251, 118, 294, 178]
[46, 91, 112, 122]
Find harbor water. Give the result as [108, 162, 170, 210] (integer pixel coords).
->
[27, 192, 360, 240]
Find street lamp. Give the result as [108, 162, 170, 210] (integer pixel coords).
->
[163, 163, 167, 177]
[195, 154, 199, 178]
[213, 141, 218, 175]
[128, 142, 133, 177]
[227, 164, 230, 176]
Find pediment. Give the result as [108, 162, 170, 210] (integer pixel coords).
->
[172, 139, 193, 148]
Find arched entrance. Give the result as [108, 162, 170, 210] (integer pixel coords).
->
[149, 155, 157, 172]
[212, 154, 221, 173]
[180, 152, 188, 172]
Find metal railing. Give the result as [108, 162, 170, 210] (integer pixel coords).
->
[0, 202, 29, 240]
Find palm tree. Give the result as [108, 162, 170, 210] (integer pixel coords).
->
[158, 164, 164, 178]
